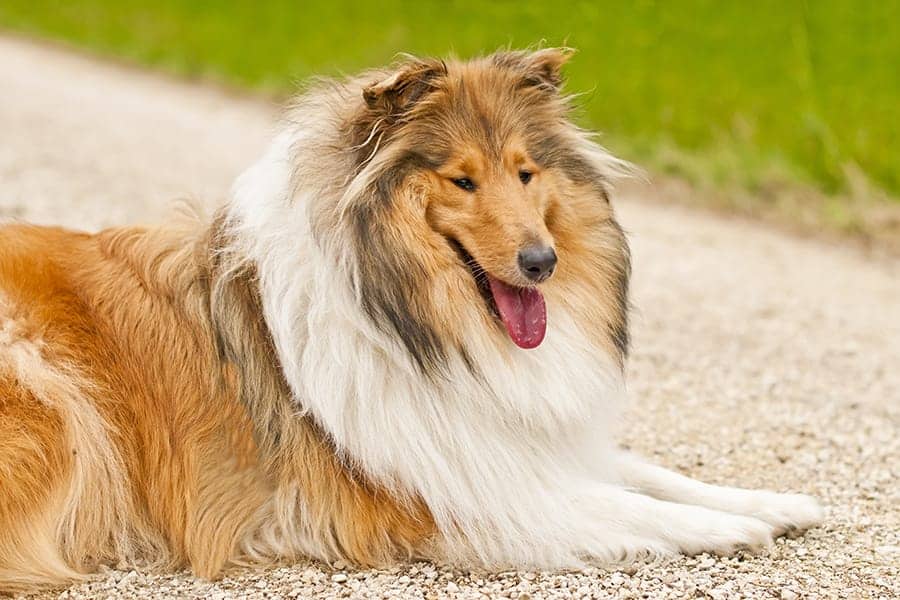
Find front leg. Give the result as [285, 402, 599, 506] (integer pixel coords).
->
[615, 452, 823, 534]
[574, 483, 775, 561]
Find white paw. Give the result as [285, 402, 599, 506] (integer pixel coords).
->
[746, 492, 824, 535]
[679, 513, 774, 557]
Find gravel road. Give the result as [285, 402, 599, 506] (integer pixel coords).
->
[1, 36, 898, 600]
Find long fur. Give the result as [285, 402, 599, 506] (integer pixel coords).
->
[0, 50, 822, 594]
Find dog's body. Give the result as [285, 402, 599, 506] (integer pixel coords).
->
[0, 50, 821, 593]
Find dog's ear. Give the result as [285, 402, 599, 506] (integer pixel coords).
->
[493, 47, 574, 90]
[362, 58, 447, 119]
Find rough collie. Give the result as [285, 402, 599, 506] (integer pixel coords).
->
[0, 49, 822, 592]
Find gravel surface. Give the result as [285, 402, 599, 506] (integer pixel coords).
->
[2, 35, 898, 600]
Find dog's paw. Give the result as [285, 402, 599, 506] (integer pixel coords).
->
[746, 492, 824, 535]
[678, 513, 774, 557]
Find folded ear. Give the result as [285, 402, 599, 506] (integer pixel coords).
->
[492, 47, 574, 90]
[362, 58, 447, 119]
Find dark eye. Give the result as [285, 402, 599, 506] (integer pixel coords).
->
[452, 178, 476, 192]
[519, 171, 533, 184]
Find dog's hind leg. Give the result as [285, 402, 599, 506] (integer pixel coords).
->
[0, 376, 86, 594]
[613, 452, 823, 534]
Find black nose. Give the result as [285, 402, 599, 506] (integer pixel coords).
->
[518, 245, 557, 282]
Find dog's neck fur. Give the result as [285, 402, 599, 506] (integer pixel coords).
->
[210, 116, 629, 565]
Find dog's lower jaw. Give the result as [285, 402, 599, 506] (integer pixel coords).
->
[446, 237, 500, 318]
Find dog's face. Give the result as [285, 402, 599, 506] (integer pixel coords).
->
[423, 127, 569, 349]
[344, 49, 630, 365]
[426, 135, 557, 288]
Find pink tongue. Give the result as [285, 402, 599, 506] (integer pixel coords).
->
[486, 276, 547, 349]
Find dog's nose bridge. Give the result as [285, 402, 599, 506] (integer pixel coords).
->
[518, 215, 555, 249]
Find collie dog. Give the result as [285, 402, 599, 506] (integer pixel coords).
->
[0, 49, 822, 592]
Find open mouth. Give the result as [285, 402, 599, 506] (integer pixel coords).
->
[448, 239, 547, 349]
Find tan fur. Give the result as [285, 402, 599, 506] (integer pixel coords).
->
[0, 219, 434, 593]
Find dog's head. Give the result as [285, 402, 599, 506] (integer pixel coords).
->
[322, 49, 630, 373]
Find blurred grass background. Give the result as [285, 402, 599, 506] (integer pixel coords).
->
[1, 0, 898, 209]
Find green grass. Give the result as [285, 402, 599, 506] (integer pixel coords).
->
[2, 0, 898, 201]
